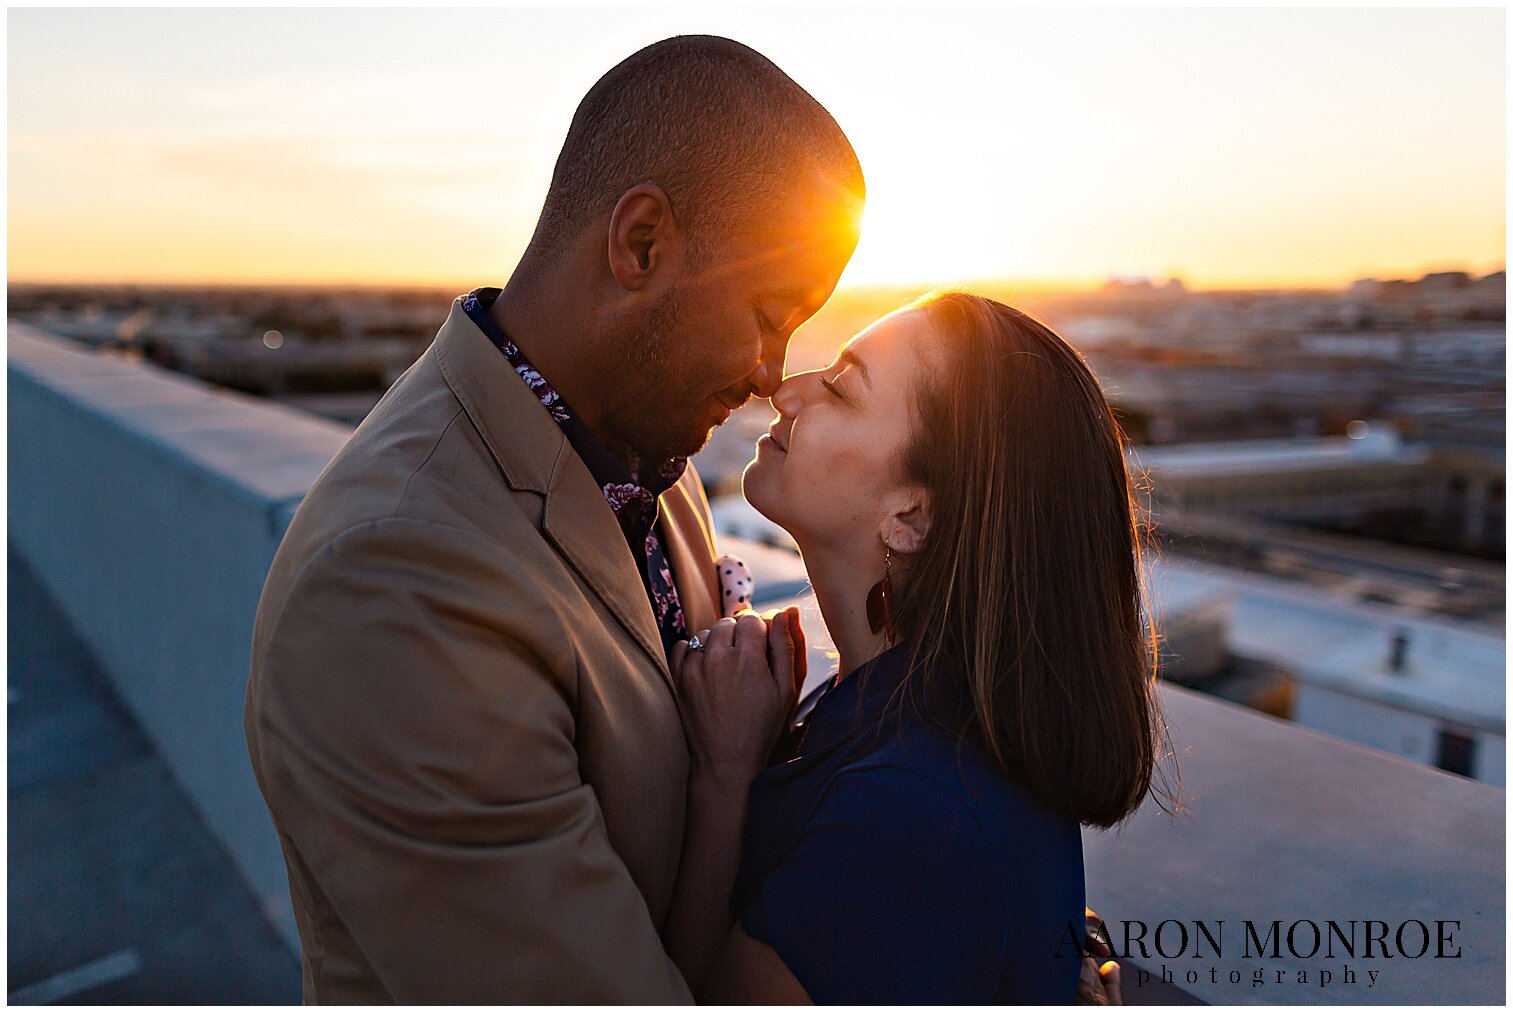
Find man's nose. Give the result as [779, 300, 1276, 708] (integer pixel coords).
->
[747, 357, 782, 400]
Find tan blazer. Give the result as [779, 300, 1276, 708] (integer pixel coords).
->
[244, 296, 725, 1003]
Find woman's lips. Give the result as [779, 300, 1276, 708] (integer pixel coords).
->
[764, 428, 788, 452]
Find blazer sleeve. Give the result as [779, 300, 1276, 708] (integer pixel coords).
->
[248, 516, 692, 1003]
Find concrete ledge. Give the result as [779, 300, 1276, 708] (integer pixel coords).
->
[1085, 684, 1504, 1004]
[8, 323, 354, 948]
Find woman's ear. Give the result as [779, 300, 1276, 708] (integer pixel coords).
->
[880, 488, 931, 554]
[607, 184, 683, 291]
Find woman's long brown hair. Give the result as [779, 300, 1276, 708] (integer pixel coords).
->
[890, 292, 1177, 829]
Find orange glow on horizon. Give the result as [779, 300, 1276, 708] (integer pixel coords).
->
[7, 9, 1505, 295]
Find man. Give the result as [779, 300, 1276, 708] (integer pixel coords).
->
[245, 36, 863, 1002]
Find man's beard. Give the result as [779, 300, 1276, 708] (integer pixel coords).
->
[606, 286, 715, 464]
[625, 286, 676, 373]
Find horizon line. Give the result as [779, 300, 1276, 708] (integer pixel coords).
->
[8, 266, 1506, 298]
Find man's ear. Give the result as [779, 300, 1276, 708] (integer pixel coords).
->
[607, 184, 683, 292]
[880, 487, 932, 554]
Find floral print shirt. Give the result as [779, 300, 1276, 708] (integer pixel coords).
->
[461, 287, 690, 652]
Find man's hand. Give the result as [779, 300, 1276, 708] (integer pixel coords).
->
[1076, 907, 1122, 1005]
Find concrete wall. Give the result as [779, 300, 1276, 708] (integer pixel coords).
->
[8, 325, 352, 948]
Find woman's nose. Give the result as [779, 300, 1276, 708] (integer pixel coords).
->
[769, 371, 810, 416]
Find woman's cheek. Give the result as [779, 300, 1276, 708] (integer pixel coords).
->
[805, 438, 855, 499]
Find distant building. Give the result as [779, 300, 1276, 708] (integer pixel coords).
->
[1289, 622, 1503, 784]
[1348, 269, 1504, 319]
[1154, 558, 1505, 785]
[1132, 425, 1504, 556]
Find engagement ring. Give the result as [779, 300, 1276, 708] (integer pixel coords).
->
[687, 635, 704, 652]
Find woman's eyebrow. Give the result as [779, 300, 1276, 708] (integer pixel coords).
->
[839, 347, 872, 388]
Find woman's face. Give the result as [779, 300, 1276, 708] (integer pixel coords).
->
[743, 308, 934, 550]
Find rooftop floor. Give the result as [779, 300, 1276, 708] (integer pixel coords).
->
[7, 548, 300, 1003]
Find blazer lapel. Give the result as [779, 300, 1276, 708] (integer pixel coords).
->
[661, 470, 722, 635]
[431, 296, 673, 691]
[541, 444, 673, 688]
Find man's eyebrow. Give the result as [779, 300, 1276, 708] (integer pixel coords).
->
[839, 347, 872, 387]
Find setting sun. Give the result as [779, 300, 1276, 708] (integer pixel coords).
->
[8, 8, 1504, 291]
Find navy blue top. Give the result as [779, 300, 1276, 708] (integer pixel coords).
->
[731, 643, 1087, 1004]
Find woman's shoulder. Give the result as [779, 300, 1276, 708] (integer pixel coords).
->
[839, 715, 1082, 852]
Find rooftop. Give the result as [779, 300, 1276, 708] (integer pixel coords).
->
[1129, 426, 1427, 478]
[1156, 556, 1505, 730]
[9, 323, 1505, 1004]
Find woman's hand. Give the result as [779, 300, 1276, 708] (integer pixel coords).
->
[671, 607, 803, 788]
[664, 608, 802, 991]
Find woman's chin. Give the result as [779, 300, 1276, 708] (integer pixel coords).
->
[739, 460, 780, 522]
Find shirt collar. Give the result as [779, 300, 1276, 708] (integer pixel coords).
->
[460, 287, 688, 522]
[789, 642, 919, 761]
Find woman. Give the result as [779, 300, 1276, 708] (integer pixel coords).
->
[661, 292, 1171, 1003]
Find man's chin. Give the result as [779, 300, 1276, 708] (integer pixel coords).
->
[646, 424, 714, 464]
[674, 428, 715, 460]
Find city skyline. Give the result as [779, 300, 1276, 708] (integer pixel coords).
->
[8, 8, 1506, 290]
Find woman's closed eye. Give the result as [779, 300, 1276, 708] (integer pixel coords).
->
[819, 375, 848, 402]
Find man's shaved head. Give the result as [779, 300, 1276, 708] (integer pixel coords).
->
[530, 35, 864, 258]
[499, 36, 864, 468]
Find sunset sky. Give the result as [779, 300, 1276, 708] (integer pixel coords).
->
[8, 8, 1506, 291]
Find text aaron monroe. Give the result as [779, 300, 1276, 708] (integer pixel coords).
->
[1059, 918, 1464, 993]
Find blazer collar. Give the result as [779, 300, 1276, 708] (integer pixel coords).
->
[433, 296, 559, 494]
[432, 297, 673, 688]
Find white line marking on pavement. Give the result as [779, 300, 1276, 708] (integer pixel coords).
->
[8, 949, 144, 1004]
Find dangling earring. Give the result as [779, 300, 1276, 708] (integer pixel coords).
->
[866, 544, 897, 644]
